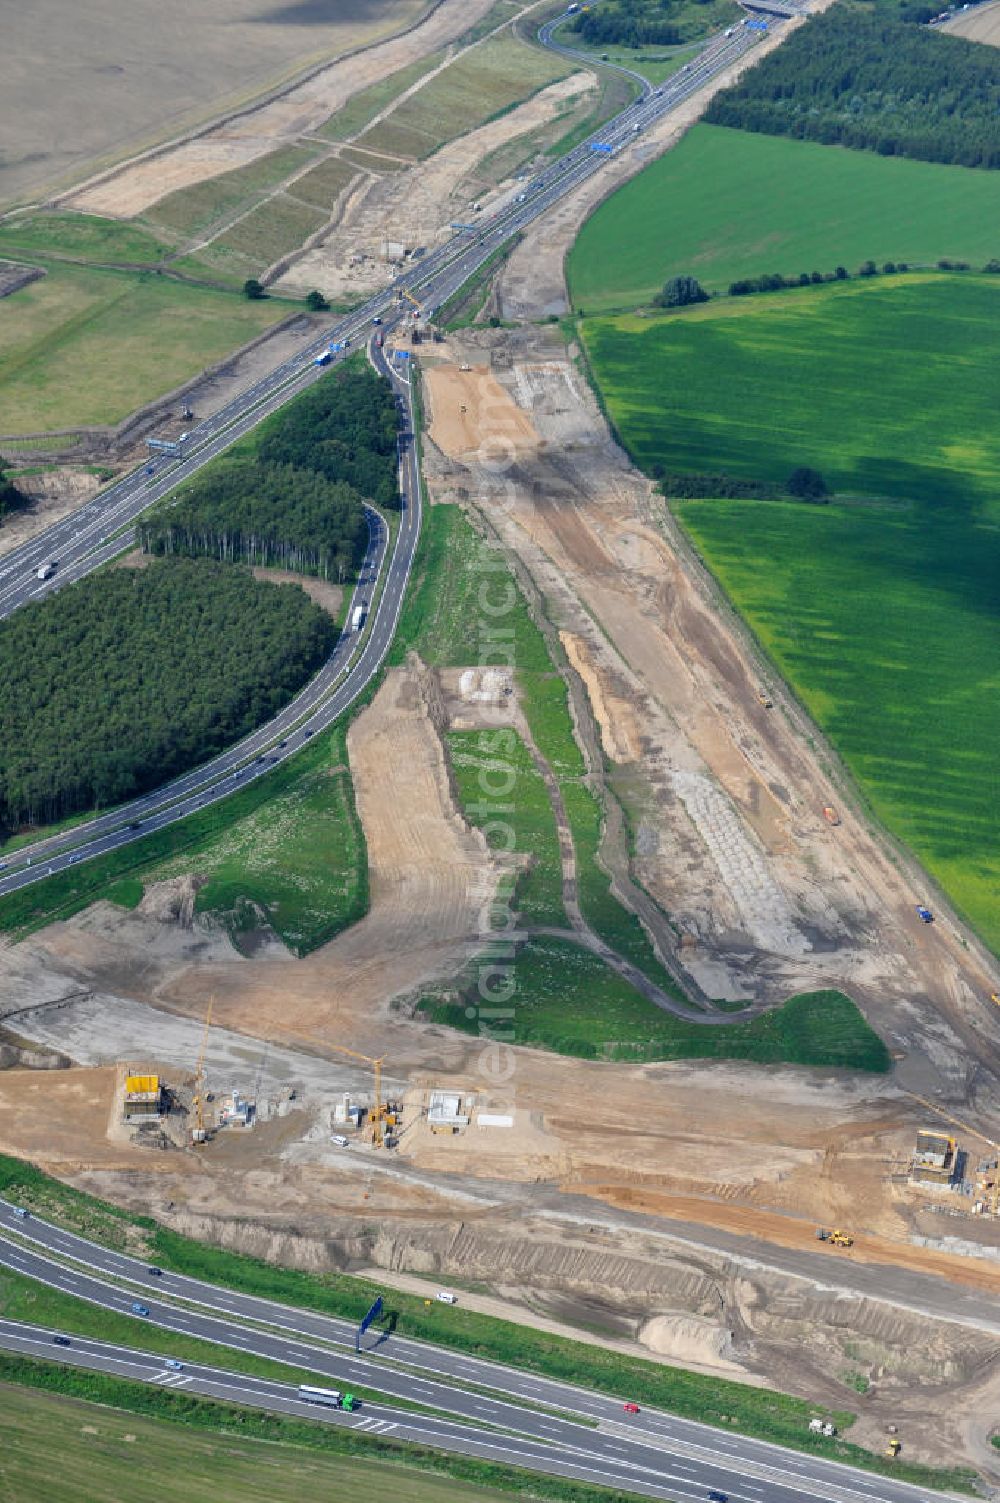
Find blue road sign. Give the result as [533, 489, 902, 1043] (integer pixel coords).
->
[590, 142, 613, 154]
[357, 1295, 384, 1350]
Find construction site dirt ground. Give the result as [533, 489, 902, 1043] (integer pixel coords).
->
[275, 72, 596, 305]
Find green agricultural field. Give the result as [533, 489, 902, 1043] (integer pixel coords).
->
[423, 944, 890, 1069]
[0, 212, 173, 265]
[580, 275, 1000, 951]
[0, 1384, 509, 1503]
[567, 123, 1000, 310]
[0, 261, 285, 433]
[357, 33, 572, 160]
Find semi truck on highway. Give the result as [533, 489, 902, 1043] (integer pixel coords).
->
[298, 1384, 357, 1410]
[35, 561, 56, 581]
[351, 605, 366, 632]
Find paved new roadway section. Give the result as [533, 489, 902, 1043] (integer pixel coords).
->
[0, 14, 770, 899]
[0, 1201, 949, 1503]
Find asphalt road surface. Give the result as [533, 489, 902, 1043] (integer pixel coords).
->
[0, 13, 772, 900]
[0, 1201, 951, 1503]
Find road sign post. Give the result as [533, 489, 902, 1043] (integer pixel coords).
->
[356, 1294, 384, 1352]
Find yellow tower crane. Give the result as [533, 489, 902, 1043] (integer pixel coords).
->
[191, 997, 213, 1146]
[328, 1044, 391, 1146]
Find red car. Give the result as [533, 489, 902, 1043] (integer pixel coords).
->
[623, 1402, 641, 1415]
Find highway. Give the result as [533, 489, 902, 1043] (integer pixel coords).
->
[0, 1199, 949, 1503]
[0, 12, 770, 900]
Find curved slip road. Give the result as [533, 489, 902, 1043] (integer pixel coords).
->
[0, 12, 770, 900]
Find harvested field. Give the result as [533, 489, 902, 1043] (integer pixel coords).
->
[277, 72, 595, 302]
[64, 0, 498, 218]
[3, 0, 433, 208]
[942, 0, 1000, 43]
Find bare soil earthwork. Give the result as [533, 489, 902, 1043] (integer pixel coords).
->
[276, 72, 595, 304]
[62, 0, 501, 219]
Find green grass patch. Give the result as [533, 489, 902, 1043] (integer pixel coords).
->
[212, 195, 327, 275]
[104, 878, 144, 910]
[0, 212, 173, 266]
[288, 155, 358, 211]
[0, 260, 285, 434]
[357, 33, 572, 161]
[578, 276, 1000, 951]
[0, 712, 368, 951]
[0, 1151, 974, 1494]
[448, 729, 567, 926]
[424, 942, 890, 1069]
[560, 781, 683, 1000]
[567, 123, 1000, 311]
[143, 145, 317, 238]
[319, 52, 446, 140]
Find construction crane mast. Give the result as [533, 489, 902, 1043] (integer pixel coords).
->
[191, 998, 213, 1146]
[328, 1044, 391, 1146]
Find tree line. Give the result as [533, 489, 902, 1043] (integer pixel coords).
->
[0, 559, 335, 830]
[260, 362, 400, 510]
[705, 6, 1000, 169]
[139, 460, 367, 581]
[570, 0, 717, 49]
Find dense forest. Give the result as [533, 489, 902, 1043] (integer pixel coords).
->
[0, 560, 335, 829]
[139, 460, 367, 581]
[570, 0, 723, 47]
[706, 6, 1000, 169]
[260, 363, 400, 509]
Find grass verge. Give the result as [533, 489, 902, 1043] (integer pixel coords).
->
[0, 710, 368, 953]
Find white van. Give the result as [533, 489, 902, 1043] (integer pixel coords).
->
[331, 1134, 350, 1148]
[436, 1291, 458, 1305]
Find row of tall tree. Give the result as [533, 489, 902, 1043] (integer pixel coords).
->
[259, 363, 400, 509]
[0, 559, 335, 830]
[139, 460, 367, 581]
[706, 7, 1000, 169]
